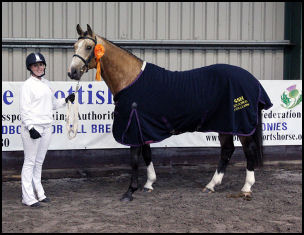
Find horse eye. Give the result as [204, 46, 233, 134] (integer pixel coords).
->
[87, 46, 92, 50]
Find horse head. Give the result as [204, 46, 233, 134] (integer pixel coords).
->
[68, 24, 143, 95]
[68, 24, 98, 80]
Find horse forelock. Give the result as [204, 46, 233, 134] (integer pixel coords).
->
[83, 31, 90, 37]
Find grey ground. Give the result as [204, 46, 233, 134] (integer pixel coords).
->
[2, 162, 302, 233]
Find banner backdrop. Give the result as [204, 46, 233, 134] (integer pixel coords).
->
[2, 80, 302, 151]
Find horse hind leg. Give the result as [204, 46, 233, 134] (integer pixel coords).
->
[238, 135, 261, 199]
[142, 144, 156, 192]
[237, 106, 263, 199]
[203, 134, 235, 193]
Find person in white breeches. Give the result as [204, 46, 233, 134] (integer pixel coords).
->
[20, 52, 75, 208]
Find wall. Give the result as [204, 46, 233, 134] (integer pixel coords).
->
[2, 2, 286, 82]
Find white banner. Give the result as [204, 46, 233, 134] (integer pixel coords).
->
[2, 80, 302, 151]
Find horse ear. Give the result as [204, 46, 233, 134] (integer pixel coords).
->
[87, 24, 95, 37]
[76, 24, 84, 36]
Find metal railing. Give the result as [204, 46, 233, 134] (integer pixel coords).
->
[2, 38, 293, 50]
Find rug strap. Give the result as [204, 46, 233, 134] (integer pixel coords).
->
[121, 104, 144, 145]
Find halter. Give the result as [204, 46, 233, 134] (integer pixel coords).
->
[73, 36, 97, 72]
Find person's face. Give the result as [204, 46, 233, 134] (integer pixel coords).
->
[30, 62, 45, 77]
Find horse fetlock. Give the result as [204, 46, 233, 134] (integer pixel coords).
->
[205, 170, 224, 192]
[241, 185, 253, 193]
[144, 175, 156, 190]
[146, 173, 156, 184]
[146, 163, 156, 182]
[144, 162, 156, 190]
[149, 174, 156, 182]
[144, 181, 154, 190]
[246, 177, 255, 186]
[241, 179, 254, 193]
[241, 170, 255, 193]
[204, 182, 216, 192]
[129, 186, 138, 193]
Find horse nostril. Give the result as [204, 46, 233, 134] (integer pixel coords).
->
[68, 71, 75, 79]
[68, 68, 78, 79]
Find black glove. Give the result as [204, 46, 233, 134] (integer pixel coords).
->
[65, 93, 75, 103]
[29, 128, 41, 139]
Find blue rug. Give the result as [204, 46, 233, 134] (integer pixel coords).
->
[113, 62, 272, 146]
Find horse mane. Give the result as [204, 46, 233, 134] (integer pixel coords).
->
[100, 35, 142, 62]
[82, 31, 141, 62]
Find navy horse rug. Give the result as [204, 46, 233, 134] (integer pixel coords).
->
[113, 62, 273, 146]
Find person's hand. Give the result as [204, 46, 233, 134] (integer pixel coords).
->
[65, 93, 75, 103]
[29, 128, 41, 139]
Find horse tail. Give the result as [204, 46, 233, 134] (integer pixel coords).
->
[252, 104, 264, 168]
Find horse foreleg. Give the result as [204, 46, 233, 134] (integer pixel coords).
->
[203, 134, 235, 193]
[142, 144, 156, 192]
[120, 146, 141, 202]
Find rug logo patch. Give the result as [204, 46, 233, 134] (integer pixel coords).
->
[280, 85, 302, 109]
[233, 96, 250, 111]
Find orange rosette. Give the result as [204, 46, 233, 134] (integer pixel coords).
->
[94, 44, 105, 81]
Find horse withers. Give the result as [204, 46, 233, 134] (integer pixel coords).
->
[68, 24, 272, 202]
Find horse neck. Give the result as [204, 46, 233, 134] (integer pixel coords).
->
[97, 36, 143, 95]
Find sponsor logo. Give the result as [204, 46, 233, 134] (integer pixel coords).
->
[281, 85, 302, 109]
[233, 96, 250, 111]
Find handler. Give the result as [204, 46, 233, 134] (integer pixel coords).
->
[20, 52, 75, 208]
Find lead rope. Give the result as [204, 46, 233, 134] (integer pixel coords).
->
[66, 82, 80, 139]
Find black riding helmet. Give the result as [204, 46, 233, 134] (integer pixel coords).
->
[26, 52, 46, 77]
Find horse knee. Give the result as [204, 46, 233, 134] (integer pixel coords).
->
[220, 146, 235, 162]
[219, 134, 234, 164]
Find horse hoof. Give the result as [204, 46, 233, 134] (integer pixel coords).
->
[202, 187, 214, 194]
[120, 195, 133, 202]
[143, 188, 153, 193]
[241, 192, 252, 201]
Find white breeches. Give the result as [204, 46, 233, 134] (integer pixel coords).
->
[21, 125, 52, 205]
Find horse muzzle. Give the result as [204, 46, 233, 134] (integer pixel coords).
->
[68, 67, 83, 80]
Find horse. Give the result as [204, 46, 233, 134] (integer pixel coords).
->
[68, 24, 272, 202]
